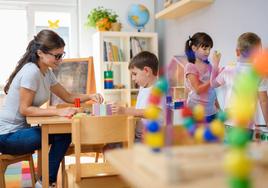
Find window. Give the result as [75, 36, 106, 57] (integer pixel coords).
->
[35, 11, 72, 57]
[0, 9, 27, 87]
[0, 2, 77, 93]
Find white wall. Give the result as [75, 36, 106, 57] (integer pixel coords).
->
[78, 0, 155, 57]
[0, 0, 76, 5]
[155, 0, 268, 109]
[156, 0, 268, 66]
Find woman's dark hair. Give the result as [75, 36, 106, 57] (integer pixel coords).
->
[185, 32, 213, 64]
[128, 51, 159, 76]
[4, 29, 65, 94]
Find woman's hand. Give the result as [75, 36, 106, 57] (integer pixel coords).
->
[57, 107, 78, 117]
[89, 93, 104, 103]
[111, 104, 126, 115]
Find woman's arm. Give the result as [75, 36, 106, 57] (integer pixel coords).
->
[50, 83, 103, 104]
[19, 87, 77, 117]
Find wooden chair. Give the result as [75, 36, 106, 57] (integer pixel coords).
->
[56, 103, 103, 162]
[0, 153, 36, 188]
[66, 115, 135, 188]
[56, 103, 104, 188]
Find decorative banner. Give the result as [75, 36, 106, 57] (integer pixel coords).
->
[48, 19, 60, 29]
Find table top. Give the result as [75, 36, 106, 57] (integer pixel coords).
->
[26, 116, 72, 124]
[106, 144, 268, 188]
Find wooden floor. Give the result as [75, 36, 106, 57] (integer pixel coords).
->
[65, 167, 130, 188]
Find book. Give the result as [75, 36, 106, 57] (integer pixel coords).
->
[112, 45, 119, 62]
[103, 41, 108, 61]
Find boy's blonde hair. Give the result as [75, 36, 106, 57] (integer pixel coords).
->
[237, 32, 261, 58]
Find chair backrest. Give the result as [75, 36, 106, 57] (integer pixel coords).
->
[71, 115, 135, 182]
[72, 115, 135, 146]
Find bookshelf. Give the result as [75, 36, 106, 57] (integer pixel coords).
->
[92, 31, 158, 107]
[155, 0, 214, 19]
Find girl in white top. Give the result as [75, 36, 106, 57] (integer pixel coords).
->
[211, 32, 263, 129]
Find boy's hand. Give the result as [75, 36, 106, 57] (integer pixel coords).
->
[212, 50, 221, 68]
[111, 104, 126, 115]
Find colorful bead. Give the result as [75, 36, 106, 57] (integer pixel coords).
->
[144, 105, 161, 120]
[193, 104, 205, 122]
[145, 132, 164, 148]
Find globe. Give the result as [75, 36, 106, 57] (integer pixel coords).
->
[127, 4, 150, 32]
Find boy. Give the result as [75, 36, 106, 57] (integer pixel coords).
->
[210, 32, 264, 139]
[111, 51, 159, 142]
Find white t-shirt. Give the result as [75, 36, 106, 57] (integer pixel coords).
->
[135, 87, 152, 140]
[136, 87, 151, 109]
[135, 86, 164, 141]
[0, 63, 58, 135]
[216, 61, 266, 127]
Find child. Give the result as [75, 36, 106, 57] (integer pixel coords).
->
[184, 32, 220, 122]
[210, 32, 263, 137]
[111, 51, 159, 142]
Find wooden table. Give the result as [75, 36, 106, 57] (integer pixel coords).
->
[27, 116, 72, 188]
[106, 144, 268, 188]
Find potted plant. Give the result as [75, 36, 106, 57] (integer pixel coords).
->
[85, 6, 119, 31]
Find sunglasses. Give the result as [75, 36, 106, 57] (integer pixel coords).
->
[45, 51, 65, 60]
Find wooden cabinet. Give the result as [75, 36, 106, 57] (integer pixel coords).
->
[92, 31, 158, 107]
[155, 0, 214, 19]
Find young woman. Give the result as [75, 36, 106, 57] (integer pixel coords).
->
[0, 29, 103, 187]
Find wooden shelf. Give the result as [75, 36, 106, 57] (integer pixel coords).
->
[103, 89, 128, 93]
[155, 0, 214, 19]
[93, 31, 158, 106]
[171, 86, 185, 89]
[130, 89, 139, 92]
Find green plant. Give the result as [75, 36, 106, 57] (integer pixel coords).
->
[85, 6, 118, 28]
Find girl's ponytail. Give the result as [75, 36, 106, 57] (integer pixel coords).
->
[185, 36, 196, 64]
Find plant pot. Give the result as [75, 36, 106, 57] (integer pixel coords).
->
[110, 22, 122, 31]
[96, 18, 111, 31]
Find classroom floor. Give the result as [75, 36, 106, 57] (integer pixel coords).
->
[5, 154, 37, 188]
[5, 154, 100, 188]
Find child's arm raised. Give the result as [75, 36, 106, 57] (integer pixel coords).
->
[210, 51, 222, 88]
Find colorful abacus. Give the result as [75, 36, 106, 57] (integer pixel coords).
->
[144, 76, 169, 152]
[180, 104, 226, 143]
[223, 50, 268, 188]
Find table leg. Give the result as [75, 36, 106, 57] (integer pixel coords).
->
[42, 126, 49, 188]
[37, 149, 42, 178]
